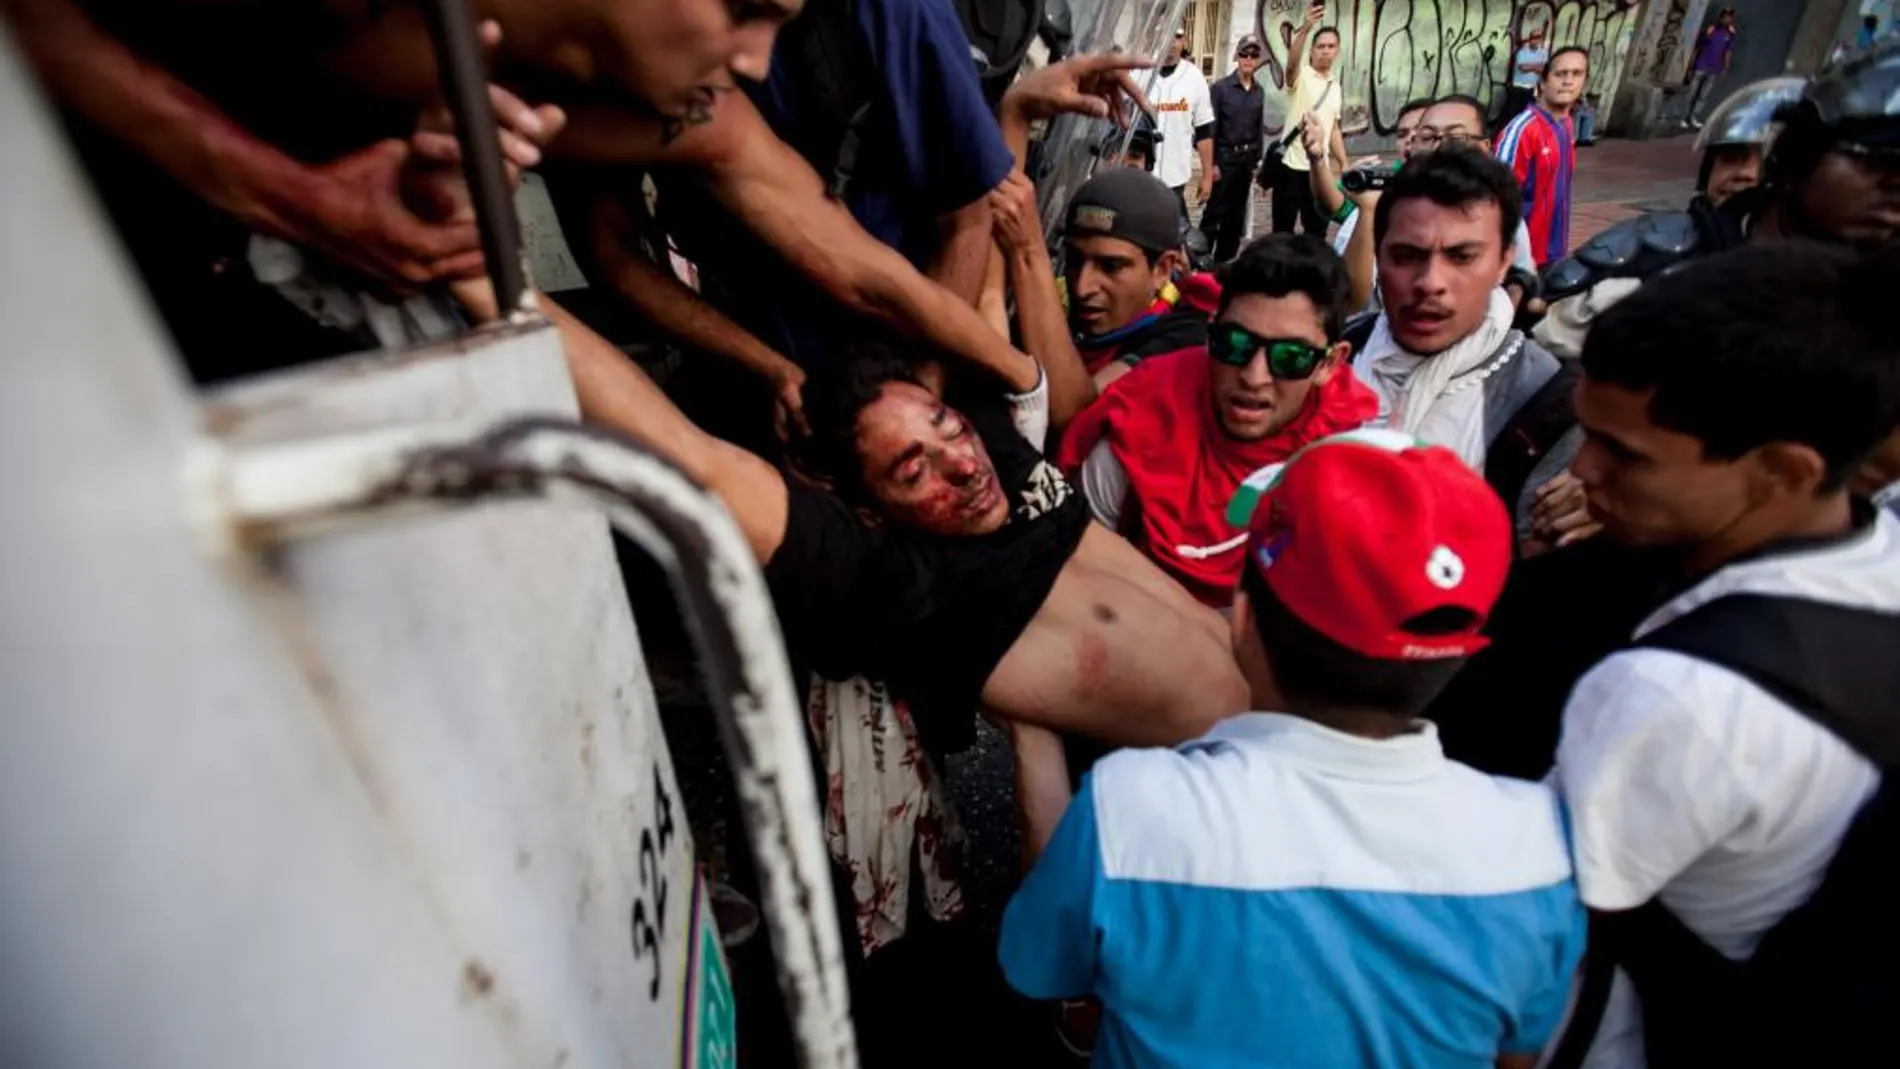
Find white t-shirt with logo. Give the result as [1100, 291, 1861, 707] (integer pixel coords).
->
[1145, 62, 1214, 190]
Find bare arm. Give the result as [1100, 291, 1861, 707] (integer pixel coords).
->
[1303, 115, 1346, 218]
[700, 98, 1040, 392]
[930, 198, 996, 306]
[1343, 191, 1379, 312]
[590, 192, 808, 435]
[989, 172, 1095, 433]
[540, 296, 793, 562]
[1008, 720, 1073, 868]
[3, 0, 484, 286]
[1329, 123, 1348, 174]
[1287, 23, 1312, 89]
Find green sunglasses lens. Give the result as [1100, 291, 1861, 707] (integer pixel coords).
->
[1266, 341, 1324, 380]
[1210, 326, 1255, 367]
[1209, 327, 1324, 379]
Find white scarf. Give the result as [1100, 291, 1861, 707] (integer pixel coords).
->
[1352, 289, 1518, 469]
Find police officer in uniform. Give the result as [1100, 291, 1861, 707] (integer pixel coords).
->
[1201, 34, 1267, 262]
[1534, 40, 1900, 357]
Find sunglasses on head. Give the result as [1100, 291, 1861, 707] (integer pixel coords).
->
[1207, 324, 1329, 379]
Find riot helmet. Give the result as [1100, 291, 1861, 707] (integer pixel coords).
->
[1759, 38, 1900, 247]
[1692, 76, 1806, 204]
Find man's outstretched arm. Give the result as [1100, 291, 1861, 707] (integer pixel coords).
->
[539, 296, 792, 562]
[589, 192, 810, 437]
[690, 95, 1041, 394]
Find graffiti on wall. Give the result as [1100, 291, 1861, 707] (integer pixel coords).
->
[1649, 0, 1694, 85]
[1246, 0, 1641, 135]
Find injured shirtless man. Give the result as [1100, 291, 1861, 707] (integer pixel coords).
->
[534, 291, 1246, 758]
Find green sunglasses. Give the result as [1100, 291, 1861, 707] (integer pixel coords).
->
[1207, 324, 1330, 379]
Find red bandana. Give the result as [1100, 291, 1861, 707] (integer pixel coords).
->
[1057, 346, 1380, 606]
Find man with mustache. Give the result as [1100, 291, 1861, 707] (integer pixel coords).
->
[1056, 234, 1378, 610]
[1349, 147, 1581, 547]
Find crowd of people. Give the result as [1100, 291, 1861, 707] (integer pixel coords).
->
[10, 0, 1900, 1066]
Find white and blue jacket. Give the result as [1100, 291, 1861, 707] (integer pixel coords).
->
[1000, 713, 1585, 1068]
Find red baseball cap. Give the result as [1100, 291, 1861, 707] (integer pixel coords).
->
[1225, 429, 1511, 660]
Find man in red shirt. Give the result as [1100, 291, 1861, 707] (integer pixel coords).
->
[1496, 46, 1589, 265]
[1057, 234, 1377, 608]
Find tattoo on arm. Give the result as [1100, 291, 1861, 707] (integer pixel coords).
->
[657, 85, 731, 147]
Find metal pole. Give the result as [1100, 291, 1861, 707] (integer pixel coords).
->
[420, 0, 529, 315]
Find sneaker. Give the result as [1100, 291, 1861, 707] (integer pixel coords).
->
[1689, 119, 1704, 131]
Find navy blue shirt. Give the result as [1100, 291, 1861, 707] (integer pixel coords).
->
[670, 0, 1013, 371]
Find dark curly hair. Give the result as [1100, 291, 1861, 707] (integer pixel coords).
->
[1216, 233, 1354, 340]
[795, 339, 926, 506]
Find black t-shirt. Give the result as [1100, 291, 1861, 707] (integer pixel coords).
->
[765, 387, 1088, 757]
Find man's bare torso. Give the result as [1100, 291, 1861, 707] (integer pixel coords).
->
[986, 523, 1248, 747]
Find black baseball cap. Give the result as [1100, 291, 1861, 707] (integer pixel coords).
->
[1064, 168, 1181, 254]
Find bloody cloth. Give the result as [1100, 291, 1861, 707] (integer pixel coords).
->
[1075, 272, 1218, 375]
[1057, 348, 1380, 606]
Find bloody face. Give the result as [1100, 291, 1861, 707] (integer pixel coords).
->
[1570, 377, 1759, 550]
[1376, 197, 1512, 355]
[590, 0, 800, 121]
[1795, 144, 1900, 250]
[1209, 292, 1338, 441]
[853, 382, 1010, 537]
[1065, 234, 1170, 335]
[1705, 144, 1764, 206]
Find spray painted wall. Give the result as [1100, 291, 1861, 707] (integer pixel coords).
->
[1233, 0, 1643, 135]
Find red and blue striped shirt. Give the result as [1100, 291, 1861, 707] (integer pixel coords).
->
[1495, 106, 1575, 267]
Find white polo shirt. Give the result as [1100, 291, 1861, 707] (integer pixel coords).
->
[1557, 509, 1900, 1068]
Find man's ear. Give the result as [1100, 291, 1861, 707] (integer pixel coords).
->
[1311, 340, 1353, 384]
[1157, 249, 1189, 280]
[1752, 441, 1831, 503]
